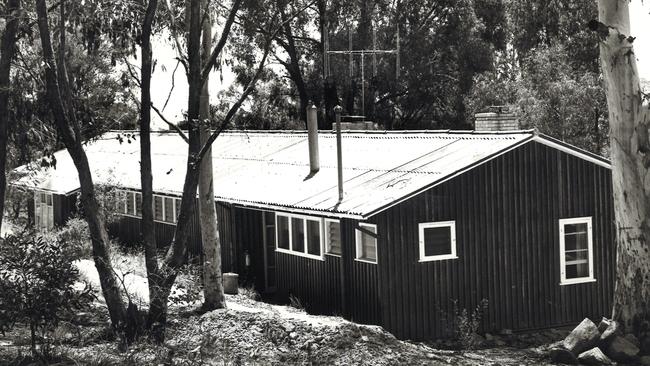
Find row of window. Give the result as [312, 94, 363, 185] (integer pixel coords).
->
[119, 190, 181, 224]
[273, 213, 595, 286]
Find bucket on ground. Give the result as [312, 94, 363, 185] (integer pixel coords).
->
[223, 272, 239, 294]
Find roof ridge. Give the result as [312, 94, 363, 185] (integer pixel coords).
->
[105, 129, 537, 136]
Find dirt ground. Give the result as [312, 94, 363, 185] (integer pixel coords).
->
[0, 259, 565, 365]
[0, 291, 563, 365]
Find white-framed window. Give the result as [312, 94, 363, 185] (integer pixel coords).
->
[275, 212, 324, 260]
[418, 221, 457, 262]
[118, 190, 177, 223]
[34, 190, 54, 231]
[153, 194, 177, 224]
[325, 219, 342, 256]
[559, 217, 595, 285]
[355, 223, 377, 264]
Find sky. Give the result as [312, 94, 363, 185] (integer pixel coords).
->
[144, 2, 650, 130]
[629, 0, 650, 81]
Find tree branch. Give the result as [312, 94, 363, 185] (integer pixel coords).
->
[150, 103, 189, 143]
[199, 0, 243, 86]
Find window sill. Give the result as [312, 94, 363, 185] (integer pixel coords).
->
[354, 258, 377, 265]
[419, 255, 458, 263]
[560, 278, 596, 286]
[325, 252, 341, 258]
[276, 248, 324, 261]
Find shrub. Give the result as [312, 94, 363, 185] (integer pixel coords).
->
[0, 230, 95, 358]
[56, 216, 91, 259]
[451, 298, 489, 350]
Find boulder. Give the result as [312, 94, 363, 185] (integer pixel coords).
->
[605, 335, 640, 363]
[599, 320, 620, 345]
[550, 346, 579, 364]
[624, 333, 640, 347]
[563, 318, 601, 355]
[577, 347, 612, 366]
[640, 355, 650, 366]
[598, 318, 611, 333]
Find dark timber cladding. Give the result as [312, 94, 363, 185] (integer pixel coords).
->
[372, 141, 614, 340]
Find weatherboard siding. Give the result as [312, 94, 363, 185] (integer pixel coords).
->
[372, 141, 615, 340]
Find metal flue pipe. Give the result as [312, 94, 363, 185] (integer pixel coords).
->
[334, 105, 344, 202]
[306, 102, 319, 173]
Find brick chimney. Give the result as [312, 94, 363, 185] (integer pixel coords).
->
[474, 106, 519, 131]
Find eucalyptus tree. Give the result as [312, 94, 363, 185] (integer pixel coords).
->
[596, 0, 650, 338]
[0, 0, 24, 231]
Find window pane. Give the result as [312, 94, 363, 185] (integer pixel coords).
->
[135, 193, 142, 216]
[277, 216, 290, 250]
[126, 192, 135, 215]
[154, 196, 164, 221]
[164, 197, 174, 222]
[359, 226, 377, 262]
[306, 219, 321, 256]
[291, 217, 305, 253]
[175, 198, 181, 219]
[423, 226, 452, 257]
[566, 263, 589, 279]
[564, 223, 588, 251]
[41, 193, 47, 204]
[326, 221, 341, 255]
[46, 194, 52, 206]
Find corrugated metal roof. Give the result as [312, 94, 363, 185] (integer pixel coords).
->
[13, 129, 602, 218]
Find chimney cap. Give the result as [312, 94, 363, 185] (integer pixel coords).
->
[334, 105, 343, 113]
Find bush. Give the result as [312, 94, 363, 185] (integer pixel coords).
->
[451, 299, 489, 350]
[56, 216, 91, 259]
[0, 230, 95, 358]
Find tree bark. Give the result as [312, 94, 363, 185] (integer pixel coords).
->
[139, 0, 161, 334]
[147, 0, 203, 342]
[597, 0, 650, 332]
[0, 0, 22, 231]
[35, 0, 127, 334]
[199, 0, 226, 311]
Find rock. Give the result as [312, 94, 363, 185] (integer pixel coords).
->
[624, 333, 640, 347]
[495, 339, 507, 347]
[599, 320, 620, 345]
[641, 356, 650, 366]
[562, 318, 601, 355]
[361, 335, 369, 342]
[282, 323, 295, 332]
[605, 335, 640, 363]
[485, 333, 494, 341]
[289, 332, 297, 339]
[598, 318, 611, 333]
[550, 346, 579, 364]
[500, 328, 513, 336]
[578, 347, 612, 366]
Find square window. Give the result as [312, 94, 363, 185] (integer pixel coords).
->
[325, 220, 341, 256]
[126, 192, 135, 215]
[154, 196, 164, 221]
[559, 217, 595, 285]
[306, 219, 321, 256]
[135, 193, 142, 217]
[164, 197, 175, 223]
[291, 217, 305, 252]
[355, 223, 377, 263]
[276, 215, 290, 250]
[419, 221, 457, 262]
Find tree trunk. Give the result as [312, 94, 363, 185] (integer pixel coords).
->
[147, 0, 203, 342]
[0, 0, 22, 231]
[278, 3, 309, 126]
[597, 0, 650, 332]
[199, 0, 226, 311]
[35, 0, 127, 334]
[139, 0, 161, 335]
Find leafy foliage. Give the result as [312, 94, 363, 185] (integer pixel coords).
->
[0, 231, 95, 355]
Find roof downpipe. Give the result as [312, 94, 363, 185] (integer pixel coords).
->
[334, 105, 344, 202]
[307, 102, 320, 173]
